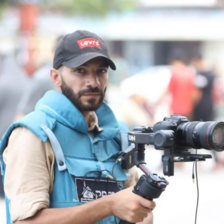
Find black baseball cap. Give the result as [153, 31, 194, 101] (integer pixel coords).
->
[53, 30, 116, 70]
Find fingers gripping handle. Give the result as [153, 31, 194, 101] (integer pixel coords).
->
[119, 174, 169, 224]
[133, 174, 168, 200]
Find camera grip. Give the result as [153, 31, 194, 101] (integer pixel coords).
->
[119, 174, 168, 224]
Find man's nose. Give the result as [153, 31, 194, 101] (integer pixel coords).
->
[86, 73, 100, 87]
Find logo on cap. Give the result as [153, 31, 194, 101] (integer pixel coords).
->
[77, 38, 101, 49]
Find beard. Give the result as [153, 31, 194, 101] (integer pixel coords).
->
[61, 78, 106, 112]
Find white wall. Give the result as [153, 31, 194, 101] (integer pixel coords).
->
[123, 41, 154, 75]
[203, 41, 224, 77]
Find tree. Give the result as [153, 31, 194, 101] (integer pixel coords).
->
[42, 0, 139, 16]
[0, 0, 139, 18]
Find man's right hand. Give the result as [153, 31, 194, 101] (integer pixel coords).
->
[110, 187, 156, 223]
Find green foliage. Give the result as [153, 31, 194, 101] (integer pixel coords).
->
[0, 0, 8, 4]
[0, 0, 9, 18]
[0, 0, 15, 6]
[42, 0, 138, 16]
[0, 0, 138, 18]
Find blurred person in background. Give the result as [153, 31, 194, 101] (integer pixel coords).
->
[14, 35, 64, 120]
[191, 53, 224, 169]
[0, 30, 155, 224]
[191, 53, 215, 122]
[112, 93, 154, 131]
[168, 49, 201, 121]
[0, 54, 28, 198]
[161, 49, 201, 169]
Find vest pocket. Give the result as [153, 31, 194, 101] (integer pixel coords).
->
[65, 157, 128, 182]
[65, 157, 128, 204]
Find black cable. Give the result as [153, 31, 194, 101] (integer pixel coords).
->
[83, 170, 102, 179]
[101, 169, 119, 183]
[194, 159, 199, 224]
[192, 149, 199, 224]
[81, 170, 103, 198]
[112, 154, 125, 177]
[83, 169, 119, 185]
[112, 161, 118, 177]
[192, 162, 195, 181]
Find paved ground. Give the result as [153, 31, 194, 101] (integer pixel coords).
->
[141, 148, 224, 224]
[1, 148, 224, 224]
[152, 168, 224, 224]
[0, 198, 6, 223]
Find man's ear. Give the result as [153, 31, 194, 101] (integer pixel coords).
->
[50, 68, 62, 87]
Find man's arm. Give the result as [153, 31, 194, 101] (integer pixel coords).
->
[16, 195, 113, 224]
[16, 187, 155, 224]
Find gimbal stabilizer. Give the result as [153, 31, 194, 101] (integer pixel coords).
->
[118, 111, 224, 223]
[127, 125, 212, 176]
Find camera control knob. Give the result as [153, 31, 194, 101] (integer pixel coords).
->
[157, 182, 167, 189]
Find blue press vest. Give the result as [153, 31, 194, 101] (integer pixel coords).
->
[0, 90, 129, 224]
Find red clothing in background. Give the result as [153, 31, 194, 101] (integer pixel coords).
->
[169, 67, 195, 117]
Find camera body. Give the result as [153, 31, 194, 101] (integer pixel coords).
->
[153, 115, 188, 150]
[154, 114, 224, 151]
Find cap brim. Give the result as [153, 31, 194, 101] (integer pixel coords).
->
[62, 52, 116, 70]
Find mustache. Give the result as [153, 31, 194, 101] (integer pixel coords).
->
[78, 87, 103, 97]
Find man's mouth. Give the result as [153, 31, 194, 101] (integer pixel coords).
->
[83, 93, 100, 97]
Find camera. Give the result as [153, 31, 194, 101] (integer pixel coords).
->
[153, 115, 224, 151]
[119, 115, 224, 224]
[123, 115, 224, 176]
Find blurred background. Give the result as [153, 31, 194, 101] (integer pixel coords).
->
[1, 0, 224, 223]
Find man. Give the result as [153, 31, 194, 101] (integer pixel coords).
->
[0, 30, 155, 224]
[14, 36, 63, 121]
[191, 54, 224, 170]
[191, 54, 215, 122]
[168, 49, 200, 121]
[0, 55, 28, 198]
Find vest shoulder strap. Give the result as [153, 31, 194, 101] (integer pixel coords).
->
[0, 111, 56, 156]
[40, 124, 67, 171]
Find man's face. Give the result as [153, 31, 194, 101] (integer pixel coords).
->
[59, 57, 109, 112]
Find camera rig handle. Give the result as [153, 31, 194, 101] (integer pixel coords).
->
[119, 146, 169, 224]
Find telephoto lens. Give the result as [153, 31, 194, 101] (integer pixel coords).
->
[177, 121, 224, 151]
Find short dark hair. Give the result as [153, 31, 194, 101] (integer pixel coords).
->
[190, 51, 202, 61]
[168, 48, 188, 64]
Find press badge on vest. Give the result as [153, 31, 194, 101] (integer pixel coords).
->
[75, 178, 121, 203]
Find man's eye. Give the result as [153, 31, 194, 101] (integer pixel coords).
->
[75, 68, 85, 73]
[98, 69, 107, 74]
